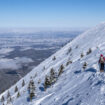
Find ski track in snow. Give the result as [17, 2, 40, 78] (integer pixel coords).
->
[34, 93, 53, 105]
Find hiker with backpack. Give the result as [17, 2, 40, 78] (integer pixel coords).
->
[99, 54, 105, 72]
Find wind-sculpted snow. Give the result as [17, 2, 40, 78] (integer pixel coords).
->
[0, 22, 105, 105]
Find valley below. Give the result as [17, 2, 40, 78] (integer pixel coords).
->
[0, 30, 82, 93]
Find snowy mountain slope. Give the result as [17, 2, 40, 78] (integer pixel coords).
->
[1, 22, 105, 105]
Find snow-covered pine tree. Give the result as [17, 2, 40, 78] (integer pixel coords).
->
[52, 56, 56, 61]
[83, 62, 87, 70]
[87, 48, 92, 55]
[28, 80, 30, 90]
[58, 64, 64, 76]
[81, 53, 84, 58]
[7, 96, 12, 104]
[17, 91, 20, 98]
[6, 91, 13, 104]
[67, 47, 72, 55]
[66, 60, 72, 66]
[44, 75, 51, 90]
[22, 79, 25, 87]
[14, 86, 18, 93]
[7, 91, 10, 99]
[28, 78, 35, 101]
[50, 68, 57, 84]
[1, 95, 5, 102]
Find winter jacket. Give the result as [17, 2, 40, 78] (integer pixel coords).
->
[99, 56, 105, 63]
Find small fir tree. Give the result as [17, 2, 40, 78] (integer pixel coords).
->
[22, 79, 25, 87]
[66, 60, 72, 66]
[87, 48, 92, 55]
[7, 96, 12, 104]
[58, 64, 64, 76]
[7, 91, 10, 99]
[67, 47, 72, 55]
[81, 53, 84, 58]
[50, 68, 57, 84]
[44, 75, 51, 90]
[1, 96, 5, 102]
[14, 86, 18, 93]
[17, 91, 20, 98]
[6, 91, 12, 104]
[28, 78, 35, 101]
[83, 62, 87, 70]
[52, 56, 56, 61]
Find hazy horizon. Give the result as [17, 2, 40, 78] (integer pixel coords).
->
[0, 27, 88, 34]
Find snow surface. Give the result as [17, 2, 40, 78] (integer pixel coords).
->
[1, 22, 105, 105]
[34, 93, 53, 105]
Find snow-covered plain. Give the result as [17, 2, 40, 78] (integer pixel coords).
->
[1, 22, 105, 105]
[0, 57, 33, 70]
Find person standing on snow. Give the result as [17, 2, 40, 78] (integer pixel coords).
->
[99, 54, 105, 72]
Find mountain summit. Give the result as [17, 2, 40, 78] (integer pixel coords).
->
[1, 22, 105, 105]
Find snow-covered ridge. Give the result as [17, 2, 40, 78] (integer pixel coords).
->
[1, 22, 105, 105]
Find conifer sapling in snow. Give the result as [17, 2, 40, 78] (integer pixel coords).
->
[83, 62, 87, 70]
[7, 97, 12, 104]
[14, 86, 18, 93]
[17, 91, 20, 98]
[22, 79, 25, 87]
[28, 82, 30, 91]
[7, 91, 12, 104]
[67, 47, 72, 55]
[87, 48, 92, 55]
[81, 53, 84, 58]
[1, 96, 5, 102]
[44, 75, 51, 90]
[52, 56, 56, 61]
[58, 64, 64, 76]
[50, 68, 57, 84]
[66, 60, 72, 66]
[7, 91, 10, 99]
[28, 77, 35, 101]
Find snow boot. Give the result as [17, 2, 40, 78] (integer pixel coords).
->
[100, 69, 104, 72]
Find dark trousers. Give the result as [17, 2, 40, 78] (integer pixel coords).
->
[100, 63, 104, 71]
